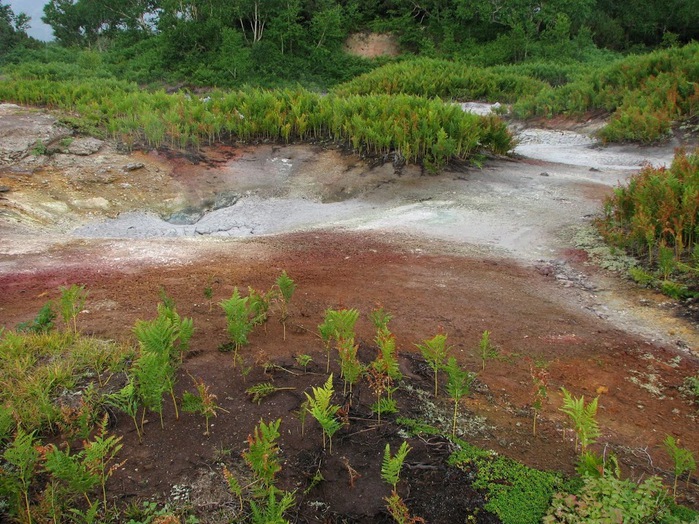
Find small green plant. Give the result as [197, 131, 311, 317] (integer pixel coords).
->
[559, 387, 600, 453]
[370, 305, 392, 336]
[382, 442, 423, 524]
[103, 380, 142, 442]
[318, 308, 360, 373]
[31, 139, 47, 156]
[80, 415, 125, 513]
[2, 429, 40, 523]
[182, 377, 227, 436]
[274, 271, 296, 341]
[381, 441, 411, 492]
[543, 474, 671, 524]
[476, 330, 499, 372]
[295, 354, 313, 372]
[664, 435, 697, 499]
[59, 284, 88, 334]
[245, 382, 296, 405]
[220, 287, 255, 367]
[305, 374, 342, 453]
[337, 338, 364, 395]
[16, 302, 56, 334]
[243, 418, 283, 490]
[444, 357, 475, 438]
[367, 365, 393, 424]
[530, 360, 549, 436]
[203, 283, 214, 312]
[44, 442, 100, 509]
[415, 332, 450, 397]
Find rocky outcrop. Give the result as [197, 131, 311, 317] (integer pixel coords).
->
[0, 104, 73, 164]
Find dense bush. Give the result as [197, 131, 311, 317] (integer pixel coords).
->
[0, 78, 512, 171]
[514, 43, 699, 142]
[332, 58, 548, 102]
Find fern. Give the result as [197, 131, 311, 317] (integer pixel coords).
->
[415, 332, 450, 397]
[559, 387, 600, 452]
[305, 374, 342, 453]
[103, 380, 141, 442]
[244, 418, 283, 489]
[444, 357, 475, 438]
[246, 382, 296, 405]
[381, 441, 411, 491]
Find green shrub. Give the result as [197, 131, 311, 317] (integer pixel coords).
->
[544, 475, 672, 523]
[449, 441, 563, 524]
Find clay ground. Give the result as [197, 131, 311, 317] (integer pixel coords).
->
[0, 103, 698, 521]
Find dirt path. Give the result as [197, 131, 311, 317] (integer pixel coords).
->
[0, 103, 698, 517]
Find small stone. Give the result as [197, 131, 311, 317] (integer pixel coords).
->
[67, 137, 103, 156]
[539, 172, 550, 177]
[123, 162, 145, 172]
[0, 185, 10, 193]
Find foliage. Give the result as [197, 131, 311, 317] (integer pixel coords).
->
[318, 308, 359, 372]
[333, 58, 547, 102]
[664, 435, 697, 499]
[294, 354, 312, 372]
[544, 474, 672, 523]
[245, 382, 295, 405]
[0, 77, 512, 171]
[415, 332, 450, 397]
[559, 387, 600, 453]
[449, 440, 563, 524]
[444, 357, 475, 438]
[220, 287, 255, 365]
[59, 284, 88, 334]
[304, 374, 342, 453]
[16, 302, 56, 334]
[476, 330, 499, 371]
[599, 148, 699, 298]
[514, 43, 699, 143]
[243, 418, 283, 490]
[1, 429, 40, 523]
[181, 377, 224, 436]
[274, 270, 296, 340]
[0, 329, 129, 433]
[530, 360, 549, 436]
[381, 441, 411, 491]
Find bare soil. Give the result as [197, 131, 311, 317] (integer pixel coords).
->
[0, 104, 698, 522]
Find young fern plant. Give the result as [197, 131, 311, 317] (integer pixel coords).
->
[559, 387, 600, 453]
[246, 382, 296, 405]
[81, 415, 126, 513]
[318, 308, 360, 373]
[103, 379, 141, 442]
[182, 376, 228, 436]
[220, 287, 255, 367]
[444, 357, 475, 438]
[305, 374, 342, 454]
[2, 429, 40, 524]
[664, 435, 697, 499]
[59, 284, 88, 334]
[274, 270, 296, 341]
[415, 332, 450, 397]
[476, 330, 498, 371]
[382, 441, 424, 524]
[338, 338, 364, 395]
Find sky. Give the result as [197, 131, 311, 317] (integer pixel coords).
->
[7, 0, 53, 41]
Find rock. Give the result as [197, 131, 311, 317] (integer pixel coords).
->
[539, 172, 550, 177]
[0, 186, 10, 193]
[123, 162, 145, 172]
[67, 137, 103, 156]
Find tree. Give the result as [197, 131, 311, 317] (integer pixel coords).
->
[0, 2, 31, 53]
[43, 0, 156, 47]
